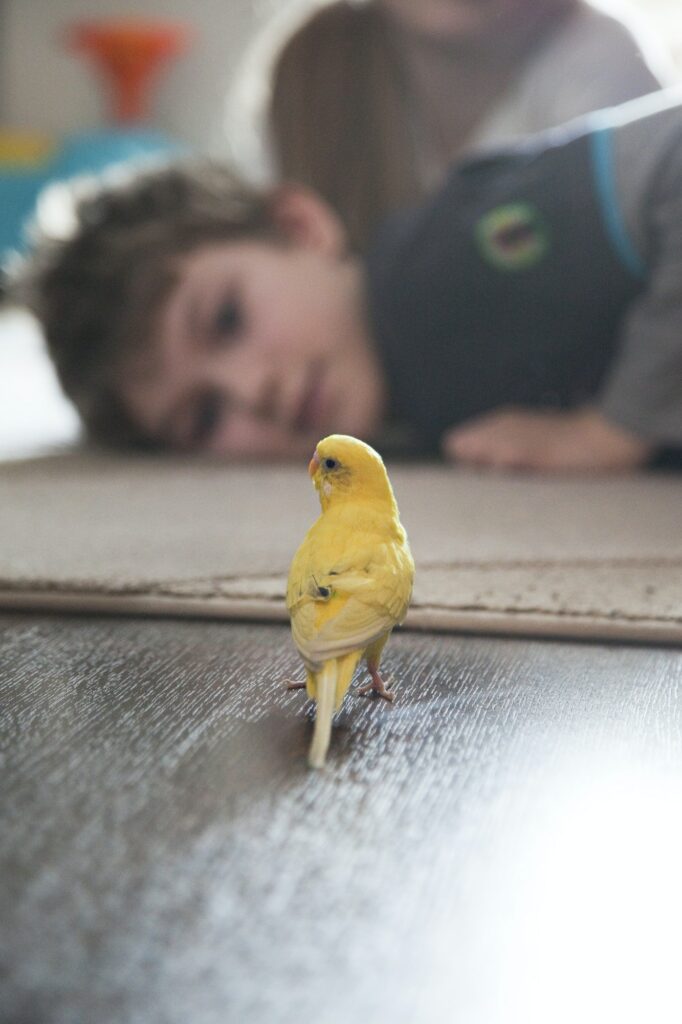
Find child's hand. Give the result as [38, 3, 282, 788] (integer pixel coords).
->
[442, 406, 654, 472]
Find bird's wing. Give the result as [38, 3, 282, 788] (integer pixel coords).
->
[289, 546, 410, 669]
[291, 589, 395, 669]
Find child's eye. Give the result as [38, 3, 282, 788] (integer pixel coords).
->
[190, 390, 223, 447]
[214, 298, 242, 343]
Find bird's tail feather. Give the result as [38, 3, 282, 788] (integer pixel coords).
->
[308, 661, 337, 770]
[308, 650, 362, 769]
[335, 649, 362, 707]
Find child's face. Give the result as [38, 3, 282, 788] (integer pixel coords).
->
[121, 236, 385, 458]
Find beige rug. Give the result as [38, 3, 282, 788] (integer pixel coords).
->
[1, 451, 681, 644]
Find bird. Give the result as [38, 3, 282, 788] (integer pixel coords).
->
[286, 434, 414, 769]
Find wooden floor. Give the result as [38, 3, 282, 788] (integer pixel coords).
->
[2, 611, 681, 1024]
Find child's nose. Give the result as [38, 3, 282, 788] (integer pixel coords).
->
[211, 354, 278, 420]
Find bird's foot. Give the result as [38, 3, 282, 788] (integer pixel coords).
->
[284, 679, 307, 691]
[357, 669, 395, 702]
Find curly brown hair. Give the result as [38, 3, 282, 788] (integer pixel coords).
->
[11, 160, 278, 447]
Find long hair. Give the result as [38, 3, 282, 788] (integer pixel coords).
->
[269, 2, 416, 253]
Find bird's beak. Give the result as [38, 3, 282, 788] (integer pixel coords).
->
[308, 450, 320, 478]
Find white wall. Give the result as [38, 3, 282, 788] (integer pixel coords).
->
[615, 0, 682, 65]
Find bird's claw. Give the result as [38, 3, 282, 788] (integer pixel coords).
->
[284, 679, 307, 691]
[357, 673, 395, 702]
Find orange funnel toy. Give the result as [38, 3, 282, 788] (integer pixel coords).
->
[69, 19, 191, 123]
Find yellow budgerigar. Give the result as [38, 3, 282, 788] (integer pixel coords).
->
[286, 434, 414, 769]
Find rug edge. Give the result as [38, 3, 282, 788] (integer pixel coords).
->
[1, 589, 680, 646]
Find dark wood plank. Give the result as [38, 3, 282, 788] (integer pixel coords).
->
[1, 613, 681, 1023]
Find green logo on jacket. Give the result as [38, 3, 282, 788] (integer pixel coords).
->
[475, 202, 549, 271]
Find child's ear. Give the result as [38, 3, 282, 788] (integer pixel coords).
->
[269, 184, 347, 255]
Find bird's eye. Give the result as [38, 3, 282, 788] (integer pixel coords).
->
[323, 457, 338, 470]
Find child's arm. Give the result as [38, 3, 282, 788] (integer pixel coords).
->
[595, 265, 682, 467]
[442, 406, 652, 473]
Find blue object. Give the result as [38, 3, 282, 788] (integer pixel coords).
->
[0, 127, 184, 259]
[590, 126, 646, 280]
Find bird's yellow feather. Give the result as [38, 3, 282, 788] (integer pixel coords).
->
[286, 435, 414, 768]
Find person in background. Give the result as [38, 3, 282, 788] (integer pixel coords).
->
[227, 0, 676, 250]
[11, 91, 682, 471]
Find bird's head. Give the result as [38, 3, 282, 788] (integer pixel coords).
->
[308, 434, 396, 511]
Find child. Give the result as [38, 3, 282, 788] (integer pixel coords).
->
[10, 90, 682, 471]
